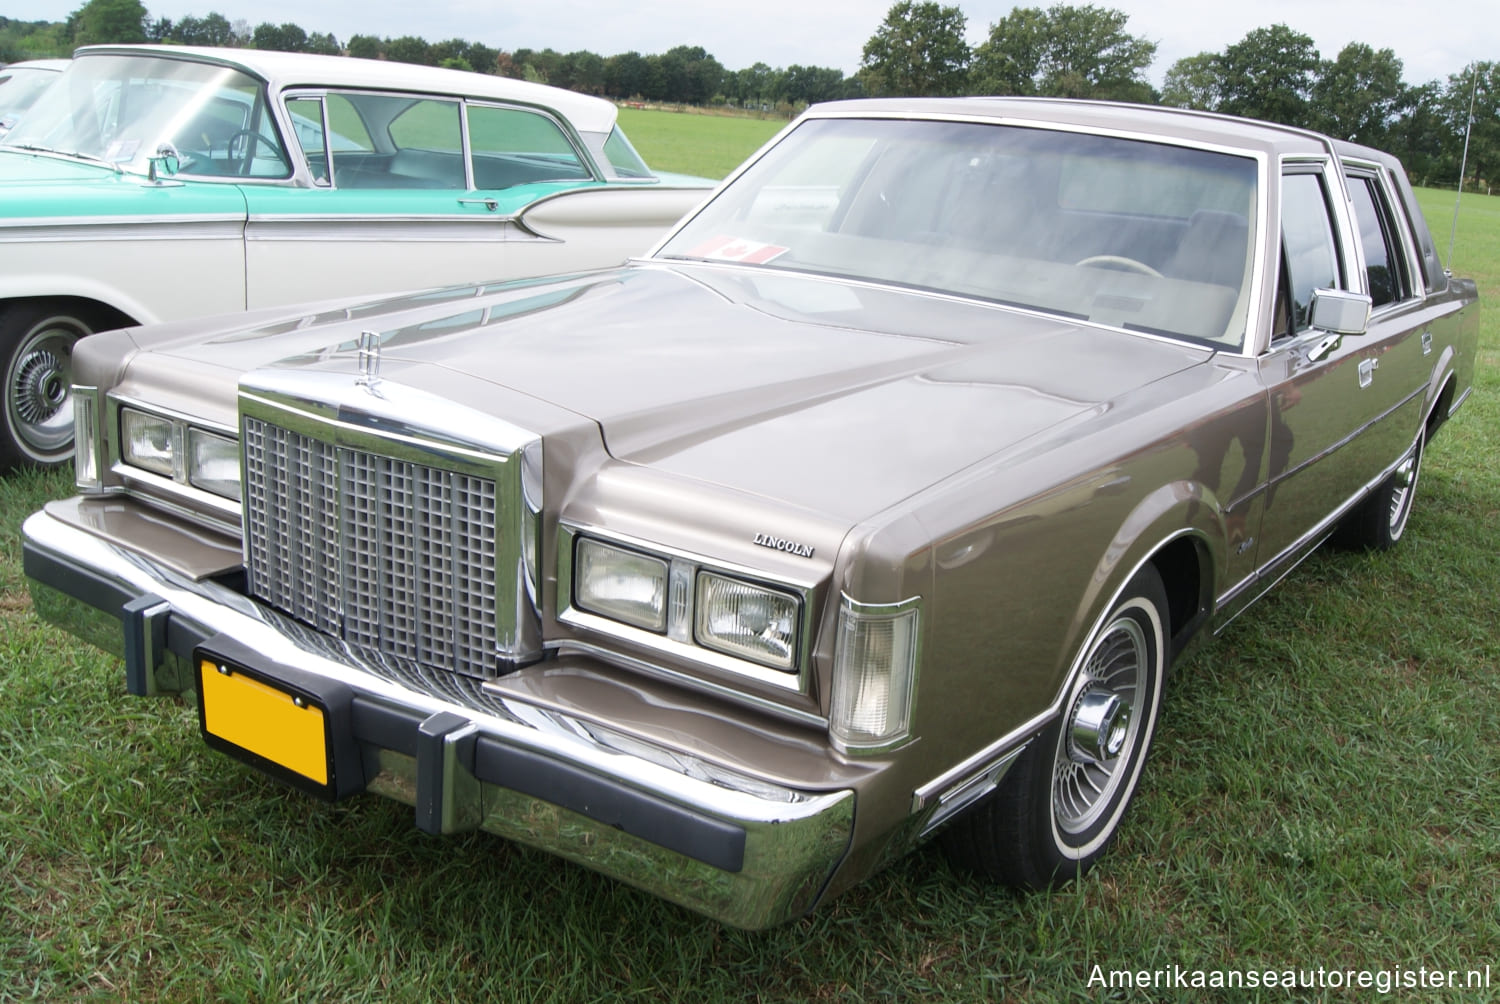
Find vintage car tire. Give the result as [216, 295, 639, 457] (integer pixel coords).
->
[1337, 432, 1424, 551]
[941, 564, 1169, 889]
[0, 303, 97, 471]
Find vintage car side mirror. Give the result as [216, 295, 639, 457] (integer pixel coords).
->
[1309, 288, 1371, 336]
[147, 143, 180, 182]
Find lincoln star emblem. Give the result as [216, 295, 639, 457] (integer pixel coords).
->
[357, 329, 381, 388]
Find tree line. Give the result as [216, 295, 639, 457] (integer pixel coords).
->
[2, 0, 1493, 186]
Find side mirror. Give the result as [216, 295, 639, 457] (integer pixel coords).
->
[148, 143, 180, 182]
[1309, 288, 1371, 336]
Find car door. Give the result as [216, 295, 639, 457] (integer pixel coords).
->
[1250, 160, 1425, 569]
[240, 92, 605, 309]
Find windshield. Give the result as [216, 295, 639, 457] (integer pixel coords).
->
[658, 118, 1259, 348]
[1, 54, 289, 179]
[0, 65, 64, 131]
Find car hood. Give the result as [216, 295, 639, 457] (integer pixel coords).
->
[116, 265, 1212, 521]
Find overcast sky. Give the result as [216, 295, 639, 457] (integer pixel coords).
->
[22, 0, 1497, 87]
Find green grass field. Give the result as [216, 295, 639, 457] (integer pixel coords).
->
[618, 106, 785, 179]
[1, 115, 1497, 1000]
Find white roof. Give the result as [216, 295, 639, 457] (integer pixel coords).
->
[77, 45, 620, 135]
[1, 59, 70, 73]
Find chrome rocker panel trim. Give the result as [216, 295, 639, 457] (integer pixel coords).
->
[21, 508, 854, 930]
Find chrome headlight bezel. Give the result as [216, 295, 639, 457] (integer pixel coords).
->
[109, 397, 243, 518]
[557, 523, 818, 702]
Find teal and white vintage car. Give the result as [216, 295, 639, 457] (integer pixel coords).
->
[0, 45, 714, 469]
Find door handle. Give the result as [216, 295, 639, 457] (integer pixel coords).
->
[1358, 357, 1378, 388]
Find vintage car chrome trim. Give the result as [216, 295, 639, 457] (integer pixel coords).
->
[22, 508, 855, 929]
[106, 394, 243, 527]
[243, 214, 525, 230]
[556, 521, 820, 697]
[0, 219, 246, 240]
[1215, 422, 1426, 628]
[544, 639, 827, 729]
[239, 369, 544, 668]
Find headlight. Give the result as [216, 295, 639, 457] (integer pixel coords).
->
[574, 538, 668, 632]
[118, 406, 241, 502]
[829, 595, 921, 752]
[188, 429, 242, 501]
[694, 572, 799, 671]
[120, 407, 175, 477]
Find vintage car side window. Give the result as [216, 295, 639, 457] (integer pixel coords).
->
[1347, 175, 1410, 308]
[284, 97, 329, 184]
[467, 105, 590, 188]
[602, 126, 654, 179]
[1278, 172, 1341, 332]
[385, 98, 465, 188]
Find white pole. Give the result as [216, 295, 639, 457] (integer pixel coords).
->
[1447, 67, 1480, 272]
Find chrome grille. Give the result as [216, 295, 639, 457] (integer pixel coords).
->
[243, 416, 501, 678]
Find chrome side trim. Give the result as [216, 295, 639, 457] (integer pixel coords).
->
[912, 707, 1053, 814]
[0, 219, 245, 240]
[1214, 422, 1425, 629]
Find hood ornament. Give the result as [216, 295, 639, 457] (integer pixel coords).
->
[356, 329, 382, 390]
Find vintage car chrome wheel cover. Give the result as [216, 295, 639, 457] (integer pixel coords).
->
[1387, 444, 1420, 540]
[1054, 616, 1148, 834]
[6, 317, 80, 459]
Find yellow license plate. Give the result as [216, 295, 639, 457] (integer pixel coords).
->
[198, 657, 329, 786]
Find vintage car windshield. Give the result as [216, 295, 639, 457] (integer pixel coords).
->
[1, 54, 289, 179]
[658, 117, 1260, 349]
[0, 65, 64, 131]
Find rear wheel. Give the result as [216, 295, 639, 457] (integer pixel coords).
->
[1, 303, 98, 471]
[941, 564, 1169, 888]
[1337, 431, 1423, 551]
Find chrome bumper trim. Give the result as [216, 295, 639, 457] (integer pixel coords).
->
[21, 508, 854, 929]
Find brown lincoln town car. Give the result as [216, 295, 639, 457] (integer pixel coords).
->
[22, 97, 1480, 928]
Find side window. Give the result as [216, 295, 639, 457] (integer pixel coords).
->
[1278, 172, 1341, 333]
[285, 97, 328, 184]
[467, 105, 590, 189]
[1347, 174, 1410, 308]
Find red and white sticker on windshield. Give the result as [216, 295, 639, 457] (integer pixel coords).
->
[686, 235, 790, 264]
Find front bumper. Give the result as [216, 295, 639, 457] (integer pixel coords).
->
[21, 506, 854, 929]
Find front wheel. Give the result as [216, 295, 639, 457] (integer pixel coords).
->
[941, 564, 1169, 889]
[1, 303, 97, 471]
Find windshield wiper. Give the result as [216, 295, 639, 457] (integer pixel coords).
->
[6, 143, 123, 173]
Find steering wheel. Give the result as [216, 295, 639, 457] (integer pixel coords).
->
[1075, 254, 1163, 278]
[226, 129, 288, 175]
